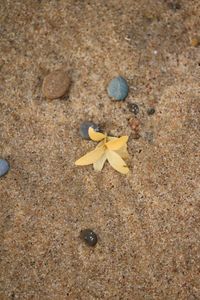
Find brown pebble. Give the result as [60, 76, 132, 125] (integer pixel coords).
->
[42, 70, 70, 99]
[129, 117, 141, 138]
[190, 37, 200, 47]
[129, 117, 140, 130]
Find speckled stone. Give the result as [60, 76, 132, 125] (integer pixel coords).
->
[42, 70, 70, 99]
[0, 159, 10, 177]
[128, 103, 139, 115]
[107, 76, 129, 101]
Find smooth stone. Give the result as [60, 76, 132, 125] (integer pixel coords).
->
[80, 121, 100, 140]
[42, 70, 70, 99]
[80, 229, 98, 247]
[107, 76, 129, 101]
[0, 159, 10, 177]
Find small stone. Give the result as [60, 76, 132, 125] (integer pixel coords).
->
[147, 108, 155, 115]
[42, 70, 70, 99]
[129, 117, 140, 130]
[107, 76, 129, 101]
[128, 103, 139, 115]
[80, 121, 100, 140]
[190, 37, 200, 47]
[80, 229, 98, 247]
[129, 118, 141, 138]
[167, 2, 181, 11]
[0, 159, 10, 177]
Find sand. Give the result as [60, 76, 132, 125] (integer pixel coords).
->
[0, 0, 200, 299]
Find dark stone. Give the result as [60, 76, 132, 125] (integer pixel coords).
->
[167, 2, 181, 11]
[80, 229, 98, 247]
[128, 103, 139, 115]
[147, 108, 155, 115]
[79, 121, 100, 140]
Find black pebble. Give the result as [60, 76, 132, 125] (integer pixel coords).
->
[147, 108, 155, 115]
[80, 229, 98, 247]
[167, 2, 181, 11]
[128, 103, 139, 115]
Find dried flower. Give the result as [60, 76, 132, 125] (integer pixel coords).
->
[75, 128, 129, 174]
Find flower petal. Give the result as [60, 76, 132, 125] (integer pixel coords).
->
[106, 136, 128, 150]
[115, 143, 129, 159]
[75, 146, 105, 166]
[106, 150, 129, 174]
[88, 127, 106, 142]
[93, 154, 107, 171]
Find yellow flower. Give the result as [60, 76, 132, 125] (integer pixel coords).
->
[75, 127, 129, 174]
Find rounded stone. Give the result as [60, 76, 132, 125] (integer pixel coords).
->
[107, 76, 129, 101]
[0, 159, 10, 177]
[80, 121, 100, 140]
[42, 70, 70, 99]
[80, 229, 98, 247]
[147, 107, 155, 115]
[128, 103, 139, 115]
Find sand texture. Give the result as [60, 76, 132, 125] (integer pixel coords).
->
[0, 0, 200, 299]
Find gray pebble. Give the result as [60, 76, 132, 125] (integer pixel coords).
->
[80, 121, 100, 140]
[0, 159, 10, 177]
[107, 76, 129, 101]
[80, 229, 98, 247]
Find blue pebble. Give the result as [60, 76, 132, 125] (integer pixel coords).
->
[107, 76, 129, 101]
[0, 159, 10, 177]
[80, 121, 100, 140]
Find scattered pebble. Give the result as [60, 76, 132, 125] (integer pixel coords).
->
[167, 2, 181, 11]
[0, 159, 10, 177]
[129, 117, 140, 130]
[128, 103, 139, 115]
[80, 121, 100, 140]
[147, 108, 155, 115]
[42, 69, 70, 99]
[80, 229, 98, 247]
[129, 118, 140, 139]
[107, 76, 129, 101]
[190, 37, 200, 47]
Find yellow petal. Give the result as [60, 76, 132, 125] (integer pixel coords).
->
[115, 143, 129, 159]
[107, 137, 129, 158]
[75, 146, 105, 166]
[88, 127, 106, 142]
[93, 154, 107, 171]
[96, 140, 105, 148]
[106, 150, 129, 174]
[106, 136, 128, 150]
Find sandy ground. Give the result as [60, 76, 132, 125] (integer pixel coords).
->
[0, 0, 200, 299]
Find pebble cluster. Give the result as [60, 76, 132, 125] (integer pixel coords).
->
[2, 69, 158, 248]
